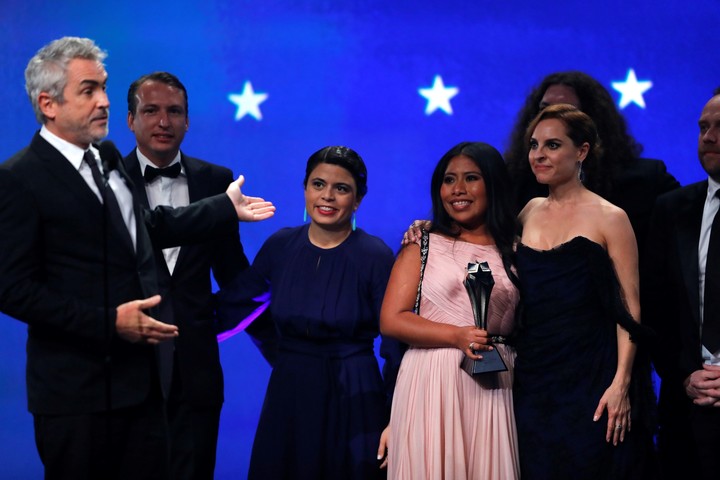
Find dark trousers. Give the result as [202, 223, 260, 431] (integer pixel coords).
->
[165, 367, 222, 480]
[657, 384, 720, 479]
[689, 404, 720, 477]
[33, 391, 168, 480]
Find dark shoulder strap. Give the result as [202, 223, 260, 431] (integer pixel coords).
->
[413, 230, 430, 314]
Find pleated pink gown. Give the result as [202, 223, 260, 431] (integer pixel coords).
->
[388, 233, 520, 480]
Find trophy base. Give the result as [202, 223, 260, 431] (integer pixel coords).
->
[461, 347, 507, 375]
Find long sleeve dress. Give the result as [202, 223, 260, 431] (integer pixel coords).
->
[216, 224, 402, 480]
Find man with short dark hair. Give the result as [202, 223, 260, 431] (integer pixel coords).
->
[124, 71, 250, 480]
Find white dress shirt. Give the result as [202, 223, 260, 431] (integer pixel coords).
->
[40, 126, 137, 250]
[136, 148, 189, 274]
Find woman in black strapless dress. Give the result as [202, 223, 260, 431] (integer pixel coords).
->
[513, 104, 656, 480]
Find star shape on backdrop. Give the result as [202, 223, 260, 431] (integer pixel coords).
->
[228, 81, 268, 121]
[611, 69, 653, 109]
[418, 75, 459, 116]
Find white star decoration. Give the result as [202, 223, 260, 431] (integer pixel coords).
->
[228, 81, 268, 121]
[419, 75, 459, 115]
[611, 69, 653, 109]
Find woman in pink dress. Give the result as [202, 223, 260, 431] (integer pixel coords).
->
[380, 142, 521, 479]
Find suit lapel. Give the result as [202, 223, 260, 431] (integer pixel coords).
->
[31, 133, 103, 211]
[33, 134, 136, 256]
[183, 154, 212, 203]
[676, 181, 708, 326]
[174, 154, 210, 272]
[123, 149, 172, 280]
[122, 150, 151, 208]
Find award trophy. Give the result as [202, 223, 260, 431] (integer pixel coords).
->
[460, 261, 507, 375]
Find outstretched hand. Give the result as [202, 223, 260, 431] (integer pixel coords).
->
[116, 295, 179, 344]
[226, 175, 276, 222]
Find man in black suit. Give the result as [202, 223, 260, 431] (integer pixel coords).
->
[0, 37, 274, 480]
[642, 88, 720, 479]
[124, 71, 249, 480]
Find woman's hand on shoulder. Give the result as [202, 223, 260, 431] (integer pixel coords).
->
[401, 220, 432, 246]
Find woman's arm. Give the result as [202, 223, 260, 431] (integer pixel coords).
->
[379, 243, 490, 358]
[593, 207, 639, 445]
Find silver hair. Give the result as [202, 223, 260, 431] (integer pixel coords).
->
[24, 37, 107, 124]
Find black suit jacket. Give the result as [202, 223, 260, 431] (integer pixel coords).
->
[123, 149, 249, 408]
[0, 132, 238, 415]
[642, 181, 708, 412]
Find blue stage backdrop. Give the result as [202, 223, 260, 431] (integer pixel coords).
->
[0, 1, 717, 477]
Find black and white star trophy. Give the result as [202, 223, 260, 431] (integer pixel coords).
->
[461, 261, 507, 375]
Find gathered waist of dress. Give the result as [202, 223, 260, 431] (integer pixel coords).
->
[279, 336, 375, 359]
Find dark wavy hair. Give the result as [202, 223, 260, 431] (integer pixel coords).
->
[429, 142, 519, 287]
[303, 146, 368, 199]
[505, 71, 642, 211]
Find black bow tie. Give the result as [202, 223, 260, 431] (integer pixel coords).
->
[144, 162, 182, 183]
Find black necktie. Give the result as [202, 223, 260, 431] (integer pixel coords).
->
[702, 190, 720, 352]
[83, 150, 131, 241]
[144, 162, 181, 183]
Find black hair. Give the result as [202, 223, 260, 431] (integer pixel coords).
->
[303, 146, 368, 199]
[505, 71, 641, 211]
[430, 142, 519, 287]
[127, 71, 188, 116]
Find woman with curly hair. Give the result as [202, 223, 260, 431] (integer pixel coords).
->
[504, 71, 679, 255]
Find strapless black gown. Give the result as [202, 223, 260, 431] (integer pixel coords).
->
[513, 237, 657, 480]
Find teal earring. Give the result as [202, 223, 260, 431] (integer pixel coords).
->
[303, 207, 308, 223]
[352, 212, 357, 231]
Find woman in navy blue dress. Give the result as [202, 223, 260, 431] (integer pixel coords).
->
[217, 146, 402, 480]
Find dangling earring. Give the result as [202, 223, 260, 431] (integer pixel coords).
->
[352, 212, 357, 231]
[577, 161, 585, 183]
[303, 207, 308, 223]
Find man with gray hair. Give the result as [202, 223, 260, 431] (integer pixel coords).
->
[0, 37, 274, 479]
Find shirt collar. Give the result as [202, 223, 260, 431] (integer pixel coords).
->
[135, 148, 184, 177]
[39, 125, 96, 170]
[707, 176, 720, 202]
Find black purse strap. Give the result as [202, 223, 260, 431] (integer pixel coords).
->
[413, 230, 430, 314]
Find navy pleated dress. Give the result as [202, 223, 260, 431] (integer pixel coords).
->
[217, 224, 402, 480]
